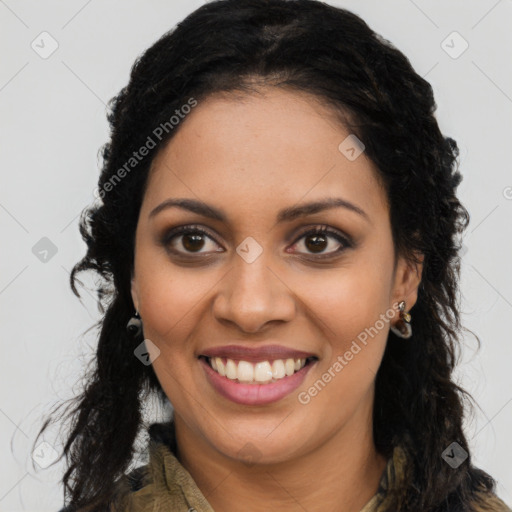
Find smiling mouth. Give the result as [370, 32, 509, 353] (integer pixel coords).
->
[199, 355, 318, 385]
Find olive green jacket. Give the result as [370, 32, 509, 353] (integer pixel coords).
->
[110, 422, 511, 512]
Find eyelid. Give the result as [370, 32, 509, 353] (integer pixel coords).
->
[160, 223, 353, 258]
[160, 224, 222, 249]
[291, 224, 352, 244]
[288, 224, 353, 256]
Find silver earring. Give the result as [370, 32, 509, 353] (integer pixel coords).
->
[126, 310, 142, 338]
[390, 300, 412, 339]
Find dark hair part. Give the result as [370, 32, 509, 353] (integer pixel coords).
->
[36, 0, 500, 510]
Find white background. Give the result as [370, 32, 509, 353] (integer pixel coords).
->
[1, 1, 511, 510]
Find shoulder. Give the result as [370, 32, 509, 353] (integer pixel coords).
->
[56, 464, 150, 512]
[471, 490, 512, 512]
[56, 422, 173, 512]
[122, 463, 149, 492]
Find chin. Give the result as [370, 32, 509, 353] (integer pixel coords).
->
[204, 423, 305, 467]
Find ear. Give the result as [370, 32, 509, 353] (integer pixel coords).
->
[130, 273, 139, 312]
[390, 251, 424, 316]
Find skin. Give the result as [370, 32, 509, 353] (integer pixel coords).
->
[130, 87, 423, 512]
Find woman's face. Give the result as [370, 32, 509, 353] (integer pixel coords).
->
[131, 87, 422, 464]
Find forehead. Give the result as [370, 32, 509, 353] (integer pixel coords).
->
[142, 88, 388, 225]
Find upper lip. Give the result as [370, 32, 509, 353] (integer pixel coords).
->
[199, 344, 317, 362]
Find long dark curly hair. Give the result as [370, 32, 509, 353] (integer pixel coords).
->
[35, 0, 502, 510]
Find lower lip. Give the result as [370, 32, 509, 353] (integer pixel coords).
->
[199, 357, 315, 406]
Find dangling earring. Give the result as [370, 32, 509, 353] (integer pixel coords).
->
[126, 310, 142, 338]
[390, 300, 412, 339]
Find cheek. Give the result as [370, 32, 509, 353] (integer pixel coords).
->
[298, 250, 392, 390]
[134, 256, 207, 403]
[134, 247, 209, 348]
[304, 271, 389, 413]
[302, 263, 391, 342]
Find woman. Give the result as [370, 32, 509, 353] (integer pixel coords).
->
[41, 0, 511, 510]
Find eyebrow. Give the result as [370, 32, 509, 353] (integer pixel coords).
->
[149, 197, 370, 224]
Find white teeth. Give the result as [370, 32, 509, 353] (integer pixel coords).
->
[237, 360, 254, 383]
[216, 358, 226, 377]
[209, 356, 309, 384]
[285, 358, 295, 376]
[271, 359, 285, 379]
[254, 361, 273, 383]
[225, 359, 237, 380]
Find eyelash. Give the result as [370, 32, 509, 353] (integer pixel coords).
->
[160, 224, 353, 260]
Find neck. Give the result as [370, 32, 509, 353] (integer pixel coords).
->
[174, 400, 388, 512]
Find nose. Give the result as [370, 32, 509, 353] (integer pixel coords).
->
[212, 249, 296, 334]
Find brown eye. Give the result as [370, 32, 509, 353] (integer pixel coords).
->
[182, 233, 206, 252]
[291, 226, 352, 258]
[304, 233, 329, 253]
[161, 225, 223, 255]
